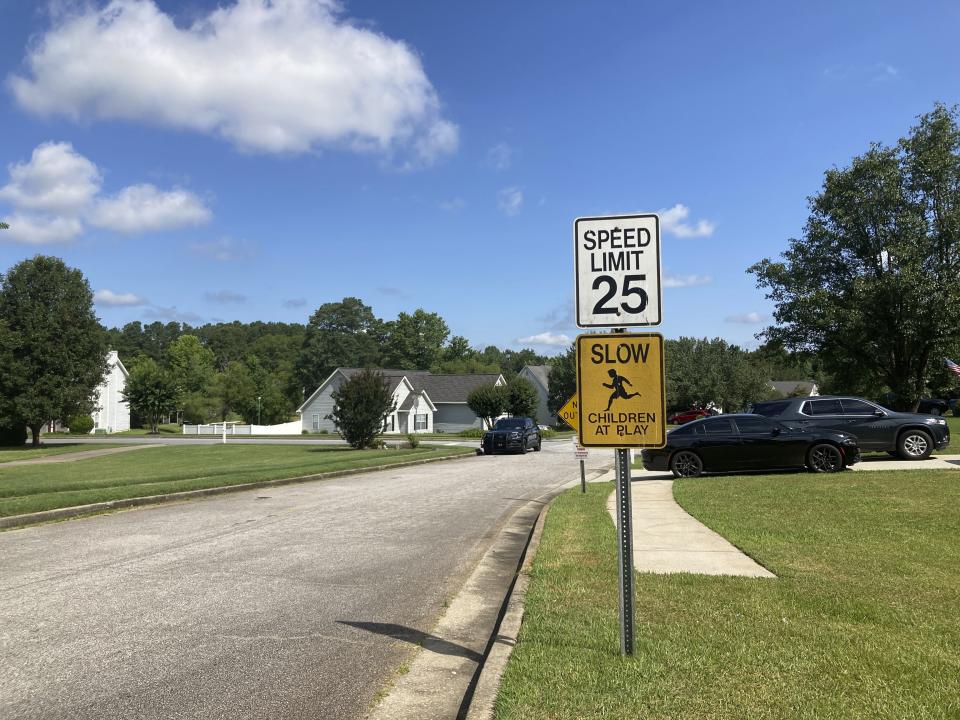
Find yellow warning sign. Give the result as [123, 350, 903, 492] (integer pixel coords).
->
[576, 333, 666, 448]
[558, 394, 579, 431]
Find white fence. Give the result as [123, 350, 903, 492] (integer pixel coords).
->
[182, 420, 302, 436]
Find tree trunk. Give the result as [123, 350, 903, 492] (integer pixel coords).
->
[30, 424, 42, 447]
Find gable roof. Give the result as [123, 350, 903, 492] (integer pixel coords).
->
[413, 373, 504, 403]
[520, 365, 551, 391]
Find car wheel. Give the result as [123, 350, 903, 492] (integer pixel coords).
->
[670, 450, 703, 478]
[534, 438, 541, 451]
[807, 443, 843, 473]
[897, 429, 933, 460]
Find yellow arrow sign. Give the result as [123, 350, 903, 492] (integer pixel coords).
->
[576, 333, 666, 448]
[558, 393, 579, 431]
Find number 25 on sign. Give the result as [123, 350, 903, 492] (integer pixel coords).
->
[574, 214, 662, 328]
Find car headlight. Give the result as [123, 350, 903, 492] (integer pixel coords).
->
[926, 418, 947, 426]
[841, 438, 858, 446]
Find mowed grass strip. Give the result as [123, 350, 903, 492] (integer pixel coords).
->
[0, 444, 125, 464]
[495, 472, 960, 720]
[0, 444, 474, 517]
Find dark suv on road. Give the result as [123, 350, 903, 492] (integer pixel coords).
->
[750, 396, 950, 460]
[481, 417, 542, 454]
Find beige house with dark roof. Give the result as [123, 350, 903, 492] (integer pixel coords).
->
[296, 368, 505, 434]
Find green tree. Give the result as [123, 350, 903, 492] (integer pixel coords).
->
[382, 309, 450, 370]
[467, 384, 507, 429]
[211, 361, 257, 421]
[327, 369, 397, 449]
[505, 377, 539, 418]
[296, 298, 382, 394]
[122, 357, 177, 434]
[0, 256, 110, 446]
[0, 222, 9, 230]
[666, 337, 772, 412]
[749, 105, 960, 410]
[547, 345, 576, 416]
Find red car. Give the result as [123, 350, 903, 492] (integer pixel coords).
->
[667, 408, 712, 424]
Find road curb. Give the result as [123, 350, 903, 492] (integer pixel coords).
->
[463, 492, 552, 720]
[0, 450, 473, 531]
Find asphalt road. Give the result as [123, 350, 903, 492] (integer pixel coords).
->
[0, 441, 609, 720]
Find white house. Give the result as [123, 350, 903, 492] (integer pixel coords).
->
[91, 351, 130, 433]
[518, 364, 553, 426]
[297, 369, 505, 434]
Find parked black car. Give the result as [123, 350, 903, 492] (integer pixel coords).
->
[640, 414, 860, 477]
[481, 417, 542, 454]
[750, 396, 950, 460]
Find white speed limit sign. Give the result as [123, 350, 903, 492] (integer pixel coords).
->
[574, 213, 662, 328]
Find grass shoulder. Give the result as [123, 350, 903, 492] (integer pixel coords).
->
[495, 471, 960, 719]
[0, 444, 126, 464]
[0, 443, 474, 518]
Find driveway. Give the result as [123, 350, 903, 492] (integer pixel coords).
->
[0, 441, 606, 720]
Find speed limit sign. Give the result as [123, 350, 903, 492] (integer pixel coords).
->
[574, 214, 662, 328]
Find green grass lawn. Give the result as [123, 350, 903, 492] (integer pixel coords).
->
[0, 444, 124, 464]
[0, 444, 474, 518]
[495, 471, 960, 719]
[114, 423, 182, 436]
[944, 415, 959, 453]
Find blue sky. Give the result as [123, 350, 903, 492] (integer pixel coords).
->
[1, 0, 958, 354]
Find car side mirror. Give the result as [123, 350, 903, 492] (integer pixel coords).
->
[874, 410, 885, 417]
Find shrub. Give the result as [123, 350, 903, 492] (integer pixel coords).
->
[540, 428, 557, 439]
[467, 384, 507, 429]
[0, 422, 27, 447]
[457, 428, 485, 438]
[506, 377, 539, 418]
[327, 369, 397, 449]
[406, 433, 420, 449]
[68, 413, 94, 435]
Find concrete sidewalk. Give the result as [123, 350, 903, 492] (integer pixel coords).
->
[852, 453, 960, 471]
[602, 469, 775, 578]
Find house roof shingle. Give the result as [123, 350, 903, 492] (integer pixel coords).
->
[522, 365, 551, 390]
[414, 373, 503, 403]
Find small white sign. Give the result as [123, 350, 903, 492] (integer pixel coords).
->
[574, 213, 662, 328]
[571, 436, 589, 459]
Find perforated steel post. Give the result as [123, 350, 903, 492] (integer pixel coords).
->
[615, 446, 635, 655]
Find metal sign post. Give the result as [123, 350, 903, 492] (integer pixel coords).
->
[580, 459, 587, 493]
[614, 445, 635, 655]
[573, 212, 665, 658]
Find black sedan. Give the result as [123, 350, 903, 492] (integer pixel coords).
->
[750, 396, 950, 460]
[640, 414, 860, 477]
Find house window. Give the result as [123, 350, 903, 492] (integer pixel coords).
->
[312, 414, 320, 430]
[415, 414, 428, 431]
[384, 415, 395, 432]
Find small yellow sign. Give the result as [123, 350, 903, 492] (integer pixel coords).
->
[558, 394, 579, 431]
[576, 333, 666, 448]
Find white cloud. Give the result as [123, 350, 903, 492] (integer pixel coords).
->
[498, 186, 523, 216]
[439, 197, 465, 212]
[142, 304, 204, 323]
[89, 184, 210, 233]
[725, 312, 768, 324]
[487, 142, 512, 171]
[10, 0, 458, 163]
[205, 290, 247, 304]
[94, 289, 148, 306]
[0, 213, 82, 244]
[0, 141, 211, 244]
[282, 297, 307, 308]
[658, 204, 716, 238]
[516, 332, 571, 347]
[189, 237, 255, 262]
[0, 141, 100, 214]
[663, 273, 712, 288]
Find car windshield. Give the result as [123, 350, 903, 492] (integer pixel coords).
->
[494, 418, 525, 429]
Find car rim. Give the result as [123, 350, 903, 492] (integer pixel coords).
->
[903, 434, 928, 457]
[674, 452, 701, 477]
[811, 445, 840, 472]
